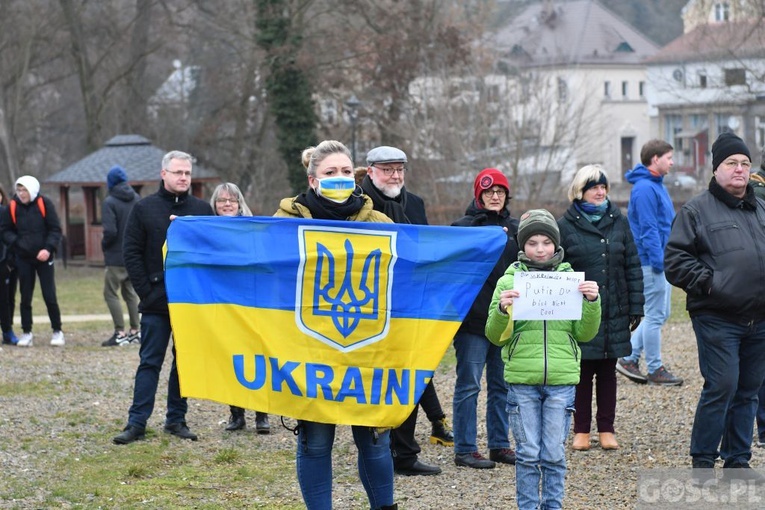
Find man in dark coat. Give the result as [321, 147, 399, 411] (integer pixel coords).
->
[665, 132, 765, 484]
[360, 145, 449, 476]
[101, 166, 140, 347]
[0, 175, 63, 347]
[113, 150, 213, 445]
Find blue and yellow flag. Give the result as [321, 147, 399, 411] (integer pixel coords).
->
[166, 216, 506, 427]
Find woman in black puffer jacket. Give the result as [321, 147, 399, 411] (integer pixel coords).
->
[450, 168, 519, 468]
[557, 165, 644, 451]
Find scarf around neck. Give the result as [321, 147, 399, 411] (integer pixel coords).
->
[574, 199, 609, 223]
[295, 188, 366, 220]
[360, 174, 410, 223]
[517, 246, 566, 271]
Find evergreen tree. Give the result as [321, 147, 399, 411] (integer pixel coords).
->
[256, 0, 318, 193]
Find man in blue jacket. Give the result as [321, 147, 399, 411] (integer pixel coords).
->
[617, 140, 683, 386]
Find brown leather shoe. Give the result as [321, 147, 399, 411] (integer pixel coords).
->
[572, 433, 591, 451]
[599, 432, 619, 450]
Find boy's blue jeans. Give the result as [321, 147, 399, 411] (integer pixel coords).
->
[507, 384, 575, 510]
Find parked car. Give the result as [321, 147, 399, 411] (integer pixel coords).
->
[665, 173, 698, 190]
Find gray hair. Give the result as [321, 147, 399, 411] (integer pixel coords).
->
[210, 182, 252, 216]
[162, 150, 194, 171]
[301, 140, 351, 177]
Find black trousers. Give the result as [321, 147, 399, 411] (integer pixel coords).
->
[390, 379, 445, 468]
[17, 257, 62, 332]
[0, 262, 17, 333]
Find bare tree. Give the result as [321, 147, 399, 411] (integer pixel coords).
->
[58, 0, 179, 150]
[0, 0, 71, 184]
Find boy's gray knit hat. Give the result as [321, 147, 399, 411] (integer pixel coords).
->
[517, 209, 560, 250]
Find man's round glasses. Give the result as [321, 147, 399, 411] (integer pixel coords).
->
[215, 198, 239, 204]
[482, 188, 506, 198]
[166, 169, 192, 177]
[374, 165, 406, 176]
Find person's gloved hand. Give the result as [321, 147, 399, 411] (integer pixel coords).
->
[629, 315, 642, 332]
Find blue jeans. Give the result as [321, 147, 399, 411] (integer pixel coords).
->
[453, 331, 510, 454]
[624, 266, 670, 374]
[690, 314, 765, 465]
[127, 314, 187, 429]
[507, 384, 575, 510]
[757, 383, 765, 442]
[296, 421, 394, 510]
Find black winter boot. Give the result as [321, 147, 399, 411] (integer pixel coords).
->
[225, 406, 246, 431]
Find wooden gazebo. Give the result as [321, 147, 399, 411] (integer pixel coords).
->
[46, 134, 219, 264]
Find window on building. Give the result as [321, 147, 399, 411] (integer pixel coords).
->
[756, 116, 765, 150]
[714, 2, 730, 22]
[715, 113, 731, 135]
[665, 114, 683, 143]
[604, 81, 611, 98]
[690, 114, 708, 129]
[725, 68, 746, 86]
[486, 84, 500, 103]
[639, 81, 645, 98]
[621, 81, 628, 99]
[699, 73, 707, 88]
[557, 77, 568, 102]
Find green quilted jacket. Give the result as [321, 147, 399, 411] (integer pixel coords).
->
[485, 260, 601, 386]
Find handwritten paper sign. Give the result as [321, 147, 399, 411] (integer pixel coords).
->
[512, 271, 585, 321]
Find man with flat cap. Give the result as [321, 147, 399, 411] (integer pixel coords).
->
[665, 132, 765, 485]
[361, 145, 452, 476]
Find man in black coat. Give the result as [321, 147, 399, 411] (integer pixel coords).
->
[101, 166, 140, 347]
[113, 150, 213, 445]
[361, 145, 450, 476]
[0, 175, 63, 347]
[666, 133, 765, 483]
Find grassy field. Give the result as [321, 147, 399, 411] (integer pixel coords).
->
[31, 264, 107, 316]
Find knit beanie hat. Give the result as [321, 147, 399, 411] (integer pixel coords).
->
[107, 165, 128, 191]
[517, 209, 560, 250]
[581, 172, 609, 194]
[473, 168, 510, 208]
[712, 132, 751, 171]
[15, 175, 40, 200]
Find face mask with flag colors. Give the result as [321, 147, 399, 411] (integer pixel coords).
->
[314, 176, 356, 203]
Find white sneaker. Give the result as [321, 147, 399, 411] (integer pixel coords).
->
[17, 332, 33, 347]
[50, 331, 65, 346]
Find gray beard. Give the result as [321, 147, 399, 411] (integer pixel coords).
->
[380, 184, 403, 199]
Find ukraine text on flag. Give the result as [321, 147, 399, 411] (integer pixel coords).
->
[166, 216, 506, 427]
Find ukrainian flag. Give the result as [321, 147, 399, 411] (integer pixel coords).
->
[166, 216, 506, 427]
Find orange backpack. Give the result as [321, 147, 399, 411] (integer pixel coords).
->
[9, 196, 46, 225]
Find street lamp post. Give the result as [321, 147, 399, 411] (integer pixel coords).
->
[345, 94, 361, 164]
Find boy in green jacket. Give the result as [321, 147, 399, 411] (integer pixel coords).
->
[486, 209, 601, 510]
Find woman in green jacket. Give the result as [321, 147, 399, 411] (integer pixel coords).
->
[486, 209, 601, 510]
